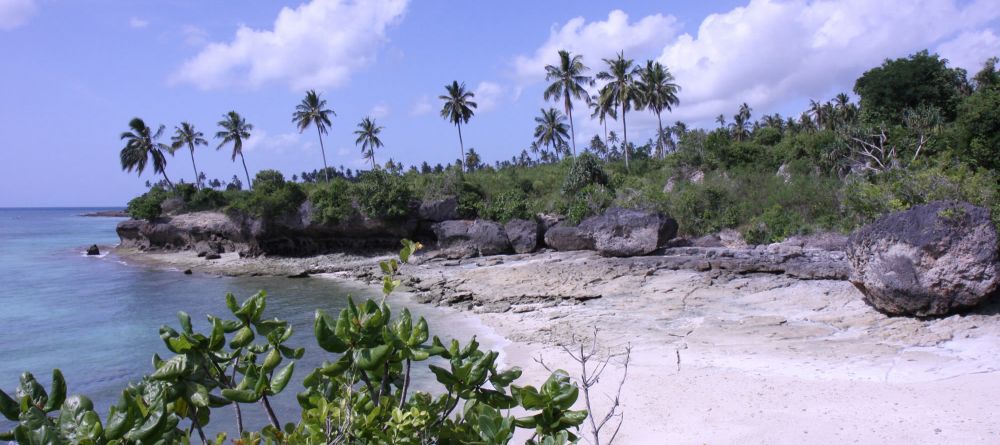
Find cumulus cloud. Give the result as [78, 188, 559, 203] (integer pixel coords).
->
[410, 95, 434, 116]
[171, 0, 407, 90]
[243, 130, 308, 155]
[129, 17, 149, 29]
[513, 10, 679, 83]
[938, 29, 1000, 73]
[0, 0, 36, 30]
[517, 0, 1000, 129]
[473, 81, 506, 112]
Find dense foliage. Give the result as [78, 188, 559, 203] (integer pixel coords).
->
[0, 242, 588, 444]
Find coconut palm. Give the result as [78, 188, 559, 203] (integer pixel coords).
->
[636, 60, 681, 158]
[439, 81, 477, 172]
[731, 103, 752, 141]
[353, 117, 384, 170]
[120, 117, 174, 188]
[544, 50, 592, 156]
[292, 90, 336, 182]
[533, 108, 570, 160]
[215, 111, 254, 190]
[589, 93, 617, 148]
[170, 122, 207, 189]
[596, 52, 642, 169]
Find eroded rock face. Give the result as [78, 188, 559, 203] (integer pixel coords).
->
[432, 220, 511, 258]
[846, 201, 1000, 317]
[504, 219, 540, 254]
[583, 208, 678, 257]
[418, 197, 459, 222]
[116, 212, 246, 251]
[543, 222, 594, 252]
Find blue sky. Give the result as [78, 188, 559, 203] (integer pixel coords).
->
[1, 0, 998, 206]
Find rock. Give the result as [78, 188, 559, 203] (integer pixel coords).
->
[287, 271, 310, 278]
[582, 208, 678, 257]
[776, 163, 792, 182]
[543, 222, 594, 252]
[537, 213, 563, 232]
[782, 232, 849, 251]
[718, 229, 748, 248]
[504, 219, 541, 254]
[183, 269, 192, 275]
[846, 201, 1000, 317]
[663, 170, 704, 193]
[432, 220, 511, 258]
[86, 244, 100, 256]
[195, 241, 223, 257]
[418, 197, 459, 222]
[204, 252, 222, 260]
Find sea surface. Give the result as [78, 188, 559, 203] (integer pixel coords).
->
[0, 207, 503, 434]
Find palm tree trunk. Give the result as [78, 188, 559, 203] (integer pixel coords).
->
[457, 122, 466, 173]
[566, 95, 576, 156]
[161, 171, 175, 189]
[371, 153, 377, 170]
[656, 110, 665, 159]
[188, 146, 201, 189]
[621, 104, 630, 170]
[240, 153, 252, 191]
[603, 118, 608, 148]
[316, 126, 329, 182]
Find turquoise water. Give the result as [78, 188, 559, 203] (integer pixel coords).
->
[0, 208, 499, 434]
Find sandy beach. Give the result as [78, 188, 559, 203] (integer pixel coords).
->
[117, 247, 1000, 444]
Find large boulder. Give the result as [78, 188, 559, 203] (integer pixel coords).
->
[846, 201, 1000, 317]
[86, 244, 100, 256]
[504, 219, 541, 254]
[583, 207, 678, 257]
[432, 220, 511, 258]
[543, 222, 594, 252]
[418, 197, 459, 222]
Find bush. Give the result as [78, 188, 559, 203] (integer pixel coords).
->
[742, 204, 807, 245]
[308, 178, 354, 224]
[353, 169, 413, 220]
[0, 241, 589, 444]
[186, 188, 229, 211]
[562, 184, 615, 225]
[126, 186, 169, 220]
[478, 189, 530, 223]
[230, 170, 306, 219]
[561, 152, 608, 195]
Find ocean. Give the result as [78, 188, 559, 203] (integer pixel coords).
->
[0, 207, 502, 434]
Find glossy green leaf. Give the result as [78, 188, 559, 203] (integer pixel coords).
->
[0, 388, 18, 420]
[262, 349, 281, 372]
[314, 310, 347, 353]
[177, 311, 193, 334]
[353, 345, 391, 370]
[16, 372, 47, 409]
[229, 326, 254, 349]
[42, 369, 66, 412]
[221, 388, 259, 404]
[149, 355, 189, 380]
[269, 362, 294, 394]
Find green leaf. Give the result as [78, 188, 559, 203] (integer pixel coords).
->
[42, 369, 66, 412]
[16, 372, 47, 409]
[269, 362, 295, 394]
[208, 318, 225, 350]
[262, 349, 281, 372]
[511, 385, 545, 410]
[225, 293, 239, 313]
[319, 355, 352, 378]
[221, 388, 260, 404]
[149, 355, 190, 380]
[278, 345, 305, 359]
[490, 367, 522, 388]
[178, 311, 193, 334]
[314, 310, 348, 353]
[185, 383, 210, 408]
[429, 365, 458, 387]
[229, 326, 254, 349]
[0, 388, 18, 420]
[125, 406, 167, 441]
[353, 345, 392, 370]
[379, 261, 392, 276]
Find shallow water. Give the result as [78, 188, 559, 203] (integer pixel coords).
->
[0, 208, 503, 434]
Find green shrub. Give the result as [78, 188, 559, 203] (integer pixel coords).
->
[563, 184, 615, 225]
[308, 178, 354, 224]
[186, 188, 228, 211]
[230, 170, 306, 219]
[561, 152, 608, 195]
[0, 241, 588, 445]
[126, 186, 169, 221]
[353, 169, 413, 220]
[478, 189, 530, 223]
[742, 204, 807, 244]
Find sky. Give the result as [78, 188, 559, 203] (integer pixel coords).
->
[1, 0, 998, 207]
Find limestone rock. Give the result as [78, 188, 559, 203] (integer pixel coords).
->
[543, 222, 594, 252]
[504, 219, 541, 254]
[583, 208, 678, 257]
[418, 197, 459, 222]
[432, 220, 511, 258]
[846, 201, 1000, 317]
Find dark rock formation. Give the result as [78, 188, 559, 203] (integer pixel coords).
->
[504, 219, 541, 254]
[86, 244, 100, 255]
[204, 252, 221, 260]
[432, 220, 511, 258]
[418, 197, 459, 222]
[117, 212, 246, 252]
[543, 222, 594, 252]
[846, 201, 1000, 317]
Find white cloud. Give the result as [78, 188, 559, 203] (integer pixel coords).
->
[410, 95, 433, 116]
[369, 104, 390, 119]
[0, 0, 36, 30]
[242, 130, 306, 155]
[171, 0, 407, 90]
[473, 81, 506, 112]
[513, 10, 680, 83]
[938, 29, 1000, 73]
[129, 17, 149, 29]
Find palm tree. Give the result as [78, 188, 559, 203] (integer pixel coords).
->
[596, 52, 641, 169]
[533, 108, 570, 160]
[439, 81, 477, 172]
[808, 99, 826, 130]
[731, 103, 752, 141]
[589, 93, 617, 148]
[292, 90, 336, 182]
[544, 50, 592, 156]
[120, 117, 174, 188]
[715, 114, 727, 128]
[353, 117, 384, 170]
[170, 122, 207, 189]
[636, 60, 681, 158]
[215, 111, 254, 190]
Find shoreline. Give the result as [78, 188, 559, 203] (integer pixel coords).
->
[116, 246, 1000, 444]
